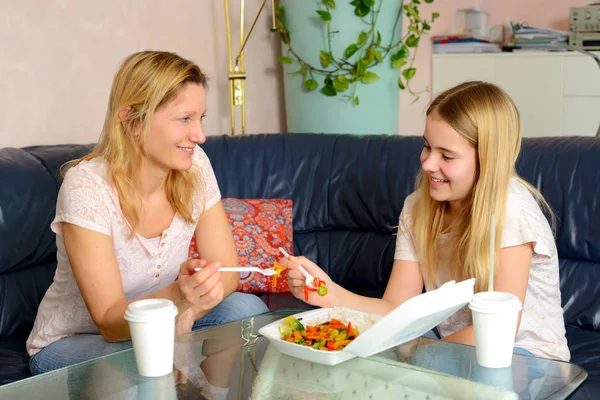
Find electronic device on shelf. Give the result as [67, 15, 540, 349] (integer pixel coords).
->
[570, 4, 600, 32]
[569, 4, 600, 51]
[569, 32, 600, 50]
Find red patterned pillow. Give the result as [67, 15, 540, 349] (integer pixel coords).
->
[188, 198, 293, 293]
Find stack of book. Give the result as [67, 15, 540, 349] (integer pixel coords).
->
[509, 22, 568, 52]
[432, 34, 501, 54]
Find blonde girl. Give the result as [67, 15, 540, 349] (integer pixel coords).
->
[283, 81, 569, 361]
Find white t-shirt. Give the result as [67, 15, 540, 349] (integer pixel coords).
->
[26, 147, 221, 356]
[394, 179, 570, 361]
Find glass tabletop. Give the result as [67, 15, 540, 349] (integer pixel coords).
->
[0, 309, 587, 399]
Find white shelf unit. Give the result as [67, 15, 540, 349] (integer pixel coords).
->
[432, 52, 600, 137]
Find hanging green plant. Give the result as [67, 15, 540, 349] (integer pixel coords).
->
[273, 0, 439, 105]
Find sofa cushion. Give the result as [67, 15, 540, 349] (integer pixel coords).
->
[518, 137, 600, 331]
[560, 258, 600, 331]
[23, 144, 96, 189]
[0, 145, 94, 385]
[188, 198, 294, 293]
[0, 335, 31, 385]
[0, 150, 64, 337]
[518, 137, 600, 264]
[565, 325, 600, 399]
[0, 145, 94, 339]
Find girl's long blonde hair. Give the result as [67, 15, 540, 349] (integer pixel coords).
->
[408, 81, 552, 293]
[64, 51, 208, 236]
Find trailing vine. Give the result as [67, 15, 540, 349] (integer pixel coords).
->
[273, 0, 438, 105]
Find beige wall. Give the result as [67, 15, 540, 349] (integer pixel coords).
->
[0, 1, 590, 147]
[0, 0, 285, 148]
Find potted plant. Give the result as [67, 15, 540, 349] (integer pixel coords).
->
[273, 0, 438, 135]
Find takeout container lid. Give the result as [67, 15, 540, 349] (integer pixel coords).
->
[258, 278, 475, 365]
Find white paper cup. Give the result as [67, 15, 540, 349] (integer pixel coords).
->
[124, 298, 178, 377]
[468, 292, 522, 368]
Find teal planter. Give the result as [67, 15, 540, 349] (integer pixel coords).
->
[280, 0, 403, 135]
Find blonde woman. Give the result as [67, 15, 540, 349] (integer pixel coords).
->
[27, 51, 268, 375]
[283, 81, 569, 361]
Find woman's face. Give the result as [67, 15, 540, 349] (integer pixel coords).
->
[420, 113, 478, 212]
[143, 83, 207, 174]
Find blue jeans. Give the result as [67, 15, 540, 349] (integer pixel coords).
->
[29, 292, 268, 375]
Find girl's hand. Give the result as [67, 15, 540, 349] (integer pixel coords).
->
[177, 259, 224, 313]
[281, 255, 339, 308]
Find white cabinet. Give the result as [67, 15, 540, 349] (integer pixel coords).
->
[432, 52, 600, 137]
[431, 56, 496, 89]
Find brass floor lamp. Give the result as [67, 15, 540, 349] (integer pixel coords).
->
[224, 0, 276, 136]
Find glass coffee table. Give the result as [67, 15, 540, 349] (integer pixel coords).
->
[0, 309, 587, 399]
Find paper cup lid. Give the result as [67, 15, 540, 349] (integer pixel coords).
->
[468, 291, 522, 314]
[124, 299, 178, 323]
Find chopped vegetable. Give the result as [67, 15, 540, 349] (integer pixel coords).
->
[272, 261, 287, 287]
[279, 317, 359, 351]
[283, 316, 305, 331]
[317, 284, 328, 296]
[303, 277, 328, 300]
[303, 285, 317, 301]
[279, 324, 293, 337]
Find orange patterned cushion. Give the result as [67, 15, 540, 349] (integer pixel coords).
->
[188, 198, 293, 293]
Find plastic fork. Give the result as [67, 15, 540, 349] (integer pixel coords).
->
[194, 266, 278, 276]
[278, 247, 317, 288]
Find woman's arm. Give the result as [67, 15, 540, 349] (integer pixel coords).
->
[442, 242, 533, 345]
[173, 201, 240, 330]
[193, 201, 239, 295]
[63, 223, 220, 342]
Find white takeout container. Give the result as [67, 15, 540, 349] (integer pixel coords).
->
[258, 278, 475, 366]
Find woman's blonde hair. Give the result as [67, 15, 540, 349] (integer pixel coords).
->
[64, 51, 208, 236]
[408, 81, 553, 293]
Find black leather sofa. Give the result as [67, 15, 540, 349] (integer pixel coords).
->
[1, 134, 599, 398]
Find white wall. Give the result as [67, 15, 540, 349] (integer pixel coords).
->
[0, 0, 286, 147]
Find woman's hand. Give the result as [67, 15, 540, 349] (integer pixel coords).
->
[177, 259, 225, 313]
[281, 255, 339, 308]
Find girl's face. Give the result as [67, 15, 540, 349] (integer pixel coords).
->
[420, 113, 478, 212]
[143, 83, 207, 175]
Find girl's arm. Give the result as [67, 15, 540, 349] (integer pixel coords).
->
[339, 259, 424, 315]
[286, 257, 424, 316]
[442, 242, 533, 345]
